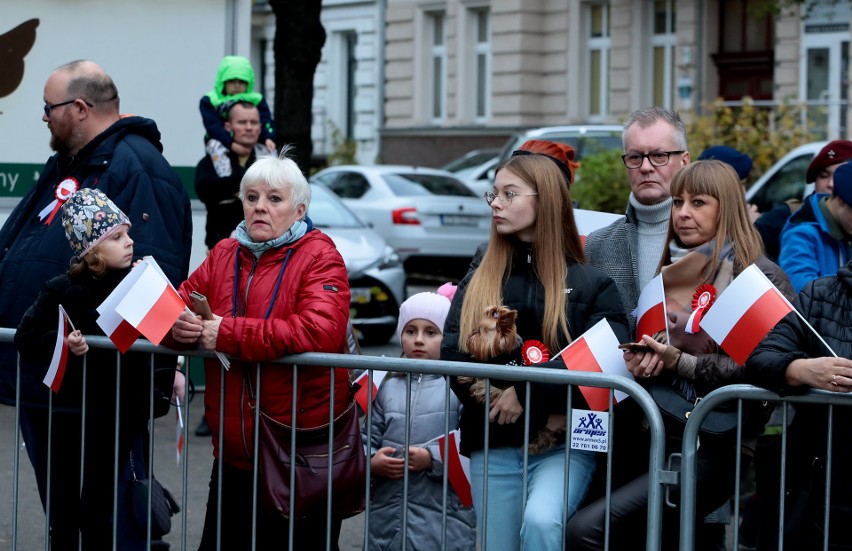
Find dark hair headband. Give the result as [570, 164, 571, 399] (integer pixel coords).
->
[510, 149, 573, 186]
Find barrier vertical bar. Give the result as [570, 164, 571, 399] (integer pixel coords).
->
[112, 349, 121, 551]
[326, 366, 335, 551]
[401, 373, 411, 547]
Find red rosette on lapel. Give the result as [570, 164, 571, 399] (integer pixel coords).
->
[521, 340, 550, 366]
[685, 283, 716, 334]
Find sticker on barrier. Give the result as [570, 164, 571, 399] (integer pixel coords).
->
[570, 409, 610, 453]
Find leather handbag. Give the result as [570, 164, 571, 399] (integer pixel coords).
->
[127, 450, 180, 538]
[255, 399, 367, 519]
[649, 380, 738, 436]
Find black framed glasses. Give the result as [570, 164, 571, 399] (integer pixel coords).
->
[621, 150, 686, 169]
[484, 190, 538, 206]
[43, 98, 92, 118]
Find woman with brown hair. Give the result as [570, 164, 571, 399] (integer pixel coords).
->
[568, 159, 795, 550]
[441, 140, 628, 549]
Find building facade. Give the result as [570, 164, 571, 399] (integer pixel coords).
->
[250, 0, 850, 168]
[380, 0, 850, 166]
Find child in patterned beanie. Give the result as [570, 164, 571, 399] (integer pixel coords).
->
[14, 187, 159, 548]
[61, 188, 133, 276]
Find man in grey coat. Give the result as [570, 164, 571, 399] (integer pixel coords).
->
[584, 106, 690, 337]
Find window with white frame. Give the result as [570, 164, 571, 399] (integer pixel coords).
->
[650, 0, 676, 108]
[428, 11, 447, 122]
[472, 7, 491, 121]
[586, 3, 610, 118]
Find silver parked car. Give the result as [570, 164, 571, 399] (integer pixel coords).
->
[312, 165, 491, 276]
[442, 148, 500, 196]
[308, 182, 407, 345]
[497, 125, 624, 165]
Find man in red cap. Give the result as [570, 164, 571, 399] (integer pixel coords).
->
[755, 140, 852, 261]
[780, 160, 852, 292]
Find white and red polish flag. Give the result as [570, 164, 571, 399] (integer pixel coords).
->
[635, 274, 667, 339]
[699, 264, 794, 365]
[559, 319, 634, 411]
[115, 261, 185, 346]
[353, 369, 388, 413]
[97, 262, 146, 353]
[43, 305, 71, 393]
[437, 429, 473, 507]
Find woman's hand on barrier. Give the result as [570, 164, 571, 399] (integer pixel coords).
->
[67, 330, 88, 356]
[171, 311, 203, 344]
[489, 386, 523, 424]
[407, 446, 433, 472]
[199, 315, 223, 350]
[371, 447, 405, 479]
[786, 357, 852, 392]
[624, 335, 666, 379]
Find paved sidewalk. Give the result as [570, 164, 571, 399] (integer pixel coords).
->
[0, 392, 365, 550]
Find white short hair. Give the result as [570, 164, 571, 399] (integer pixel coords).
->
[239, 147, 311, 210]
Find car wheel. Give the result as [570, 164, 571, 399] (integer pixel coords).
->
[357, 324, 396, 346]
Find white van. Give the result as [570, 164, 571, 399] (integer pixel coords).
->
[745, 142, 827, 212]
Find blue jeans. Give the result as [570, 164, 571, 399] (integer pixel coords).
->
[470, 444, 596, 550]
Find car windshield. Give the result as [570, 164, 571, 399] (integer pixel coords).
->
[308, 183, 365, 228]
[381, 173, 478, 197]
[499, 129, 623, 161]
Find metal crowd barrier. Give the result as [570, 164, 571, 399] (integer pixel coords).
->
[0, 328, 668, 550]
[679, 383, 852, 551]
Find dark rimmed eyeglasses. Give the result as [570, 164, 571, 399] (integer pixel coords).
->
[621, 150, 686, 169]
[43, 98, 93, 118]
[484, 190, 538, 206]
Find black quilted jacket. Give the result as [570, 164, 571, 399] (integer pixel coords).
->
[442, 239, 629, 455]
[746, 260, 852, 544]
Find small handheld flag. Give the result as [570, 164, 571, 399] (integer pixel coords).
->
[437, 429, 473, 507]
[353, 370, 388, 413]
[700, 264, 795, 365]
[43, 305, 71, 393]
[559, 319, 633, 411]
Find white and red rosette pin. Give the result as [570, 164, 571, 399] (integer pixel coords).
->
[685, 283, 716, 334]
[521, 340, 550, 366]
[38, 177, 79, 225]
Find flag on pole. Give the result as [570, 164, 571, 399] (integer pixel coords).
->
[175, 397, 185, 464]
[43, 305, 71, 393]
[635, 274, 667, 339]
[97, 261, 147, 352]
[115, 261, 185, 345]
[437, 429, 473, 507]
[96, 310, 140, 353]
[560, 319, 634, 411]
[699, 264, 794, 365]
[353, 369, 388, 413]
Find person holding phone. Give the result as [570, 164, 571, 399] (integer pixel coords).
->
[568, 160, 795, 550]
[166, 149, 352, 550]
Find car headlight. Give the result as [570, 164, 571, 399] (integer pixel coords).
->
[352, 246, 402, 277]
[378, 246, 402, 270]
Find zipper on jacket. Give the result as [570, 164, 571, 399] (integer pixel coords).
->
[526, 246, 535, 307]
[244, 256, 259, 309]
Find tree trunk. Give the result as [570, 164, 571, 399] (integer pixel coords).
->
[268, 0, 326, 176]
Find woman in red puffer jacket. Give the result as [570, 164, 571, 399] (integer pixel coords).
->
[168, 150, 351, 551]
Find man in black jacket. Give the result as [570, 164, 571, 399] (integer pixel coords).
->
[0, 59, 192, 548]
[195, 100, 266, 250]
[747, 260, 852, 549]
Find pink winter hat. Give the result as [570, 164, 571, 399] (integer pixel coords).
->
[396, 292, 451, 338]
